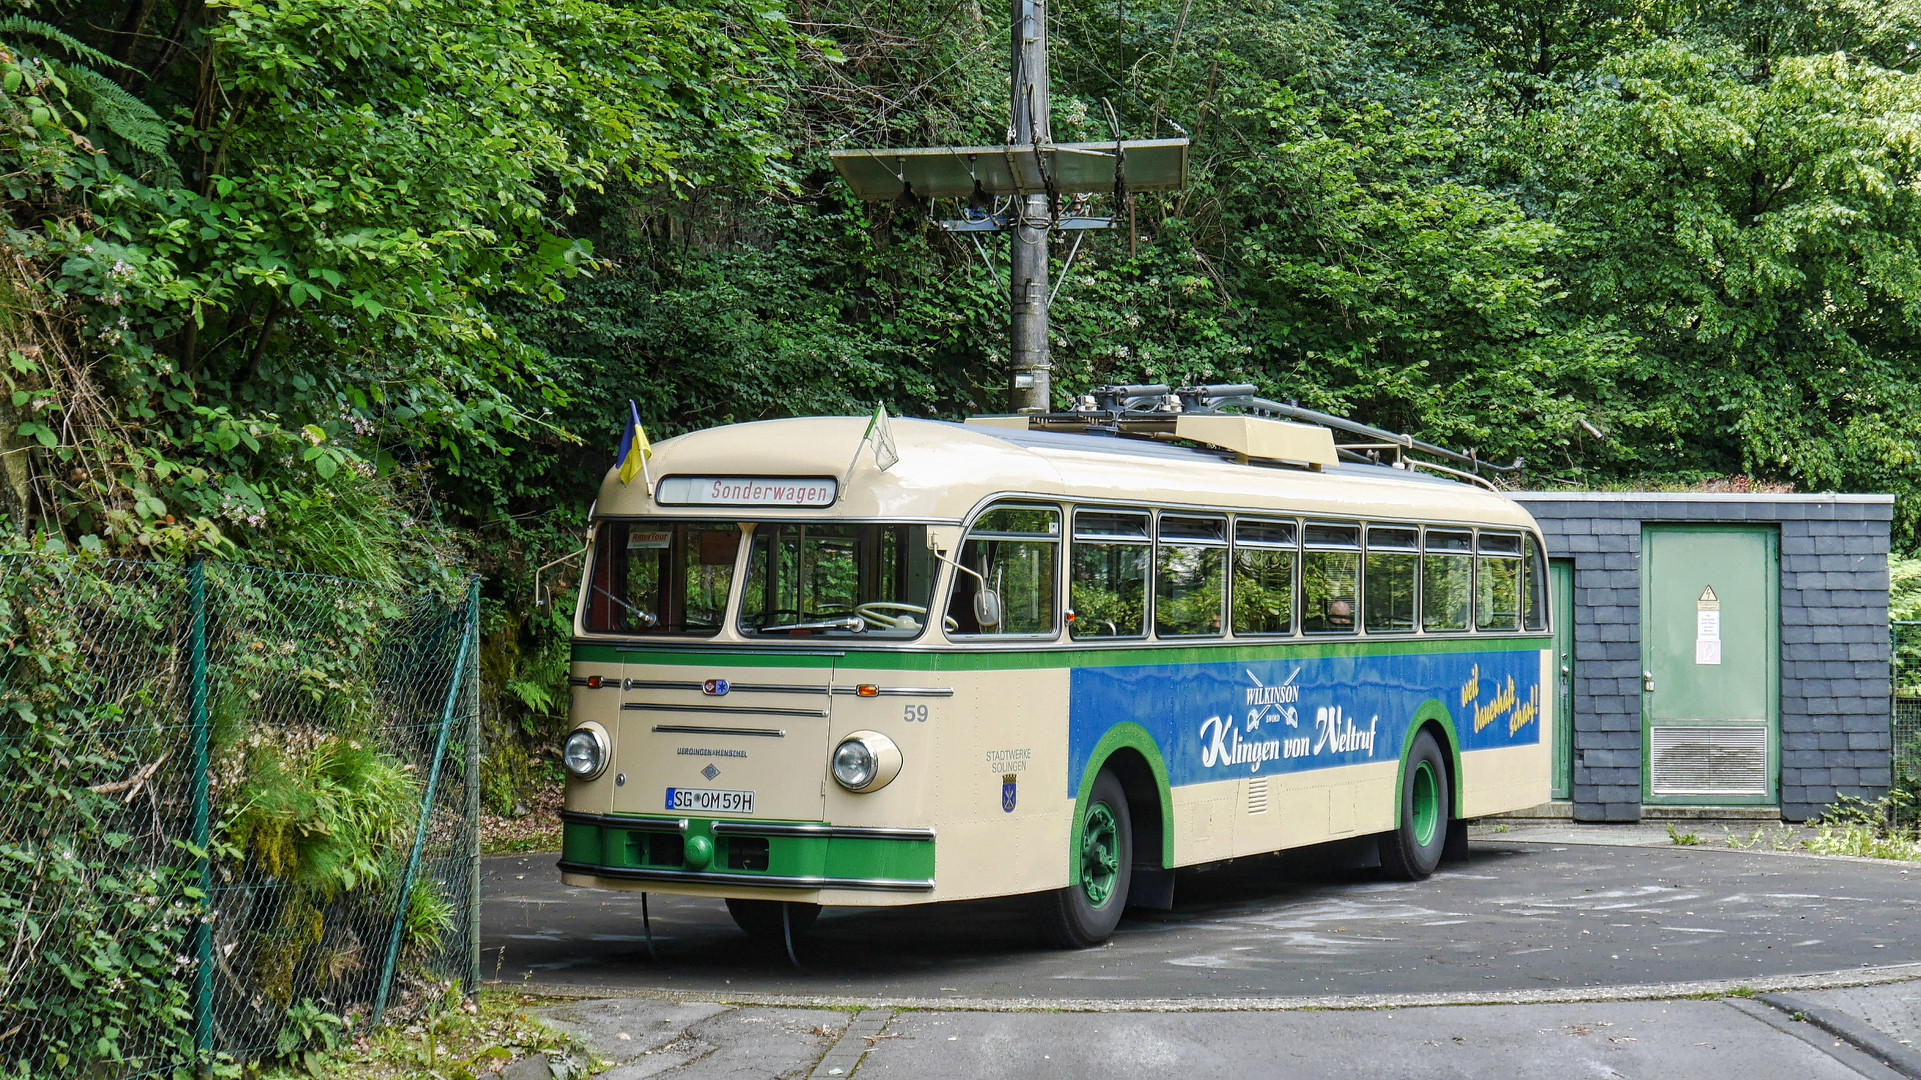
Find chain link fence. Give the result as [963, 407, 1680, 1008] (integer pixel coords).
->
[0, 554, 479, 1078]
[1891, 622, 1921, 779]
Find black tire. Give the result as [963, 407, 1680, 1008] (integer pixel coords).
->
[1379, 729, 1451, 880]
[1038, 769, 1133, 948]
[725, 899, 820, 941]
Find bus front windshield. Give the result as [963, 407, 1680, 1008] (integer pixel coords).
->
[585, 521, 742, 636]
[739, 523, 938, 638]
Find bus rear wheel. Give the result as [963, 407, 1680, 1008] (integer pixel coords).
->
[1039, 769, 1133, 948]
[1379, 729, 1450, 880]
[726, 899, 820, 941]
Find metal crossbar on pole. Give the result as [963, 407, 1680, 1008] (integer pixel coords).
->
[829, 0, 1188, 412]
[372, 577, 479, 1024]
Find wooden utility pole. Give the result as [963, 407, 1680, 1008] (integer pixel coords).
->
[1009, 0, 1052, 411]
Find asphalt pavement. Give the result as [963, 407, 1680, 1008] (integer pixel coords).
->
[483, 824, 1921, 1078]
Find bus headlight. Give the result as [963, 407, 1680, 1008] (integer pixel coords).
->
[563, 723, 610, 781]
[830, 731, 901, 793]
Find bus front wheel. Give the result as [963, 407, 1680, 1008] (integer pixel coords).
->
[1379, 729, 1450, 880]
[1039, 769, 1133, 948]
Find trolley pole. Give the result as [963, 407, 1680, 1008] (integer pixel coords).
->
[1009, 0, 1052, 413]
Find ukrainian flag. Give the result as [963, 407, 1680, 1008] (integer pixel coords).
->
[615, 401, 651, 486]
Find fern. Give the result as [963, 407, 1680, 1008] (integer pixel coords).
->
[2, 19, 179, 185]
[53, 60, 178, 181]
[0, 15, 133, 74]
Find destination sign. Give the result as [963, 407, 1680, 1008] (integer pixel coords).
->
[654, 476, 837, 508]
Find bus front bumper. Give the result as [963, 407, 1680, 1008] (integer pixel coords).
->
[557, 811, 935, 894]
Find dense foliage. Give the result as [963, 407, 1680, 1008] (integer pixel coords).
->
[6, 0, 1921, 788]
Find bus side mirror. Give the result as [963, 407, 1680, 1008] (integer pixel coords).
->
[974, 590, 1002, 630]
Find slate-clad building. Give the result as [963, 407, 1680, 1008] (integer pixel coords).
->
[1511, 493, 1893, 823]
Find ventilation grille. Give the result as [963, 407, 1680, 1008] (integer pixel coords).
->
[1650, 725, 1769, 797]
[1247, 777, 1269, 815]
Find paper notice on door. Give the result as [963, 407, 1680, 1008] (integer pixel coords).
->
[1696, 638, 1721, 665]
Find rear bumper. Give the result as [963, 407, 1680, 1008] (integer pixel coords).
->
[557, 811, 935, 894]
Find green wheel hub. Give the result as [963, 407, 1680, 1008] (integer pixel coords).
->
[1410, 760, 1440, 847]
[1078, 801, 1121, 907]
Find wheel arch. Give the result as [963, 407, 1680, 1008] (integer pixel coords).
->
[1397, 699, 1463, 823]
[1074, 723, 1175, 869]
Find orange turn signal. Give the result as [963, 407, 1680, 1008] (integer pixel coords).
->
[586, 675, 602, 689]
[856, 684, 880, 698]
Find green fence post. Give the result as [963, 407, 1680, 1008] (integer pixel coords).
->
[372, 583, 478, 1025]
[464, 576, 481, 994]
[187, 555, 213, 1068]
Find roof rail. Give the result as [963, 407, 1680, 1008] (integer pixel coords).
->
[969, 383, 1525, 490]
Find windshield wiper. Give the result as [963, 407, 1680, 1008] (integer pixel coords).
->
[756, 615, 864, 634]
[592, 584, 658, 628]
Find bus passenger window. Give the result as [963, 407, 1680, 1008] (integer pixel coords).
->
[1477, 532, 1523, 632]
[1423, 529, 1472, 631]
[1070, 510, 1149, 639]
[1232, 518, 1296, 635]
[1364, 526, 1418, 633]
[1301, 522, 1360, 634]
[1156, 515, 1227, 637]
[946, 505, 1060, 637]
[1523, 534, 1548, 631]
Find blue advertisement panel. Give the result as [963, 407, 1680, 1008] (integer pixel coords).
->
[1067, 647, 1543, 796]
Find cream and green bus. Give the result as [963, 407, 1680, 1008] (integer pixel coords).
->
[558, 398, 1551, 948]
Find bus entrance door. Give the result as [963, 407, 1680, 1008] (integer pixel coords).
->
[610, 654, 836, 824]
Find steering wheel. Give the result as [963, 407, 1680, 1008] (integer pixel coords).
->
[855, 602, 960, 633]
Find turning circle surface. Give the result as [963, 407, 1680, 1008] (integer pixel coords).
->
[486, 842, 1921, 1003]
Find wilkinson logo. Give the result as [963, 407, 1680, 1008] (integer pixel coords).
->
[1244, 668, 1301, 728]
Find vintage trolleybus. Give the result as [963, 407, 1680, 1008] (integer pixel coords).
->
[559, 389, 1552, 947]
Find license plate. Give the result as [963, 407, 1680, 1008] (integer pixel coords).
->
[665, 787, 755, 814]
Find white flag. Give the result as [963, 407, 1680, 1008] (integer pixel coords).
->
[869, 402, 899, 471]
[840, 402, 901, 496]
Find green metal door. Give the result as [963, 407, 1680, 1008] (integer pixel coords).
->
[1640, 526, 1778, 806]
[1550, 559, 1575, 801]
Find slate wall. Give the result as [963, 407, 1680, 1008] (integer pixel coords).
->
[1511, 494, 1893, 822]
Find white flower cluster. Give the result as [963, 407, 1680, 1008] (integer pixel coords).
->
[335, 403, 375, 437]
[217, 492, 268, 529]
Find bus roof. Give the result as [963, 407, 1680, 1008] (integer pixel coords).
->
[597, 416, 1538, 531]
